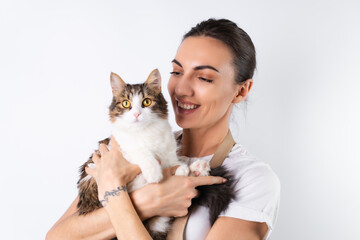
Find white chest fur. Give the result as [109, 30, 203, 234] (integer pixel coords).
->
[111, 118, 180, 191]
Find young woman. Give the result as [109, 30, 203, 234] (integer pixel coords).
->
[47, 18, 280, 240]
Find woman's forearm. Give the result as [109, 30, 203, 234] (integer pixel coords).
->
[46, 197, 116, 240]
[102, 185, 152, 240]
[46, 188, 159, 240]
[84, 140, 152, 239]
[47, 172, 226, 239]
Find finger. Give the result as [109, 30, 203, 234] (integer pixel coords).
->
[99, 143, 109, 156]
[110, 136, 120, 150]
[194, 189, 200, 198]
[130, 164, 142, 175]
[191, 176, 227, 187]
[85, 166, 96, 177]
[162, 165, 180, 177]
[186, 189, 199, 199]
[92, 151, 100, 164]
[169, 165, 180, 175]
[123, 164, 142, 183]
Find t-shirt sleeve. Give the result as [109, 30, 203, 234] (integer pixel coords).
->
[219, 161, 281, 233]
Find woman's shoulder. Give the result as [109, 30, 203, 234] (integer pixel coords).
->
[221, 143, 281, 231]
[224, 143, 280, 206]
[225, 143, 280, 187]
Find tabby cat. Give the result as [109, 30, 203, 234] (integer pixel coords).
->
[77, 69, 192, 238]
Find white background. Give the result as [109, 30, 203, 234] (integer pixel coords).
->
[1, 0, 359, 239]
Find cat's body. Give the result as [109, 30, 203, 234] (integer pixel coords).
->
[76, 69, 236, 240]
[111, 112, 183, 191]
[77, 69, 190, 238]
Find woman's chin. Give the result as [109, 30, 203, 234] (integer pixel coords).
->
[175, 116, 197, 129]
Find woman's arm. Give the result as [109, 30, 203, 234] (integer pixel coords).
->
[46, 137, 226, 239]
[69, 137, 151, 239]
[86, 138, 226, 239]
[205, 217, 268, 240]
[98, 185, 152, 239]
[46, 171, 225, 239]
[46, 196, 116, 240]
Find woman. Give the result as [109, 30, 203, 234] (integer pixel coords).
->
[47, 18, 280, 240]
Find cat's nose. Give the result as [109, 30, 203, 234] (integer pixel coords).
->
[134, 112, 141, 119]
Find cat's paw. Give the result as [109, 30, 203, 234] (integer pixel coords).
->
[142, 165, 163, 183]
[175, 164, 190, 176]
[189, 160, 210, 177]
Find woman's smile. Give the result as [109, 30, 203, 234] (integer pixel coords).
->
[175, 98, 201, 115]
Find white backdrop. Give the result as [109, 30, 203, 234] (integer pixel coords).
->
[1, 0, 359, 239]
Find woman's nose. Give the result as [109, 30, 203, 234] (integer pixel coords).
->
[174, 75, 194, 97]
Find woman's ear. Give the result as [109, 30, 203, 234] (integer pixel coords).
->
[232, 79, 253, 103]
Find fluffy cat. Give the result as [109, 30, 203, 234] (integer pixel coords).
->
[77, 69, 190, 239]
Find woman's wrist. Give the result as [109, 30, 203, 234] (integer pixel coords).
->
[97, 171, 131, 197]
[99, 186, 152, 240]
[99, 184, 128, 208]
[130, 184, 160, 220]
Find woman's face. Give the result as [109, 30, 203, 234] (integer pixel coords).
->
[167, 36, 239, 130]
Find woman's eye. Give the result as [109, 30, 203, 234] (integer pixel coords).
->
[199, 77, 213, 83]
[170, 71, 181, 76]
[122, 100, 131, 108]
[142, 98, 152, 107]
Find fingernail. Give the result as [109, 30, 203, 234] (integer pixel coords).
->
[88, 163, 96, 169]
[222, 178, 228, 183]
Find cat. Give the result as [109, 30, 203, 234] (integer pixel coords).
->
[77, 69, 197, 239]
[76, 69, 237, 239]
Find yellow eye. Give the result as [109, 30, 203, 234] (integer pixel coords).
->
[122, 100, 131, 108]
[142, 98, 152, 107]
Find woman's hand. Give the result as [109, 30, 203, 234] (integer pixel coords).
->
[85, 136, 141, 200]
[85, 136, 152, 239]
[131, 166, 226, 220]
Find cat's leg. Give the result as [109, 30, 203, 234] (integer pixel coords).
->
[174, 164, 190, 176]
[189, 160, 211, 177]
[128, 149, 163, 183]
[158, 148, 190, 176]
[166, 153, 190, 176]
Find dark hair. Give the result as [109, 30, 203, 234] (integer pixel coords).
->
[183, 18, 256, 84]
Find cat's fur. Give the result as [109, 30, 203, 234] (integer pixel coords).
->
[77, 69, 190, 238]
[77, 69, 237, 239]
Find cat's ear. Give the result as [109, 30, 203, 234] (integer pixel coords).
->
[145, 69, 161, 93]
[110, 72, 126, 96]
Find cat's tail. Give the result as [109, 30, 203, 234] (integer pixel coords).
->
[192, 165, 238, 225]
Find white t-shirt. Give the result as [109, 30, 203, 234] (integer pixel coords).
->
[177, 135, 281, 240]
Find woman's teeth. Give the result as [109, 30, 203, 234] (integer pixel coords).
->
[177, 101, 200, 110]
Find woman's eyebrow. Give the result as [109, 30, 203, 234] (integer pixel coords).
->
[172, 59, 183, 68]
[194, 65, 219, 73]
[172, 59, 219, 73]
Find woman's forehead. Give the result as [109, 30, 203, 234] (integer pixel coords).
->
[174, 36, 233, 69]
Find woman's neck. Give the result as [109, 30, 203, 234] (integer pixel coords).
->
[180, 111, 231, 157]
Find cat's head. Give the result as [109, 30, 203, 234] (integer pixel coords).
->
[109, 69, 168, 128]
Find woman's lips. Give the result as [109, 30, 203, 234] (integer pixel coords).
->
[176, 100, 200, 114]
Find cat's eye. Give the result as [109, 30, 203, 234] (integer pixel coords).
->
[142, 98, 152, 107]
[122, 100, 131, 108]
